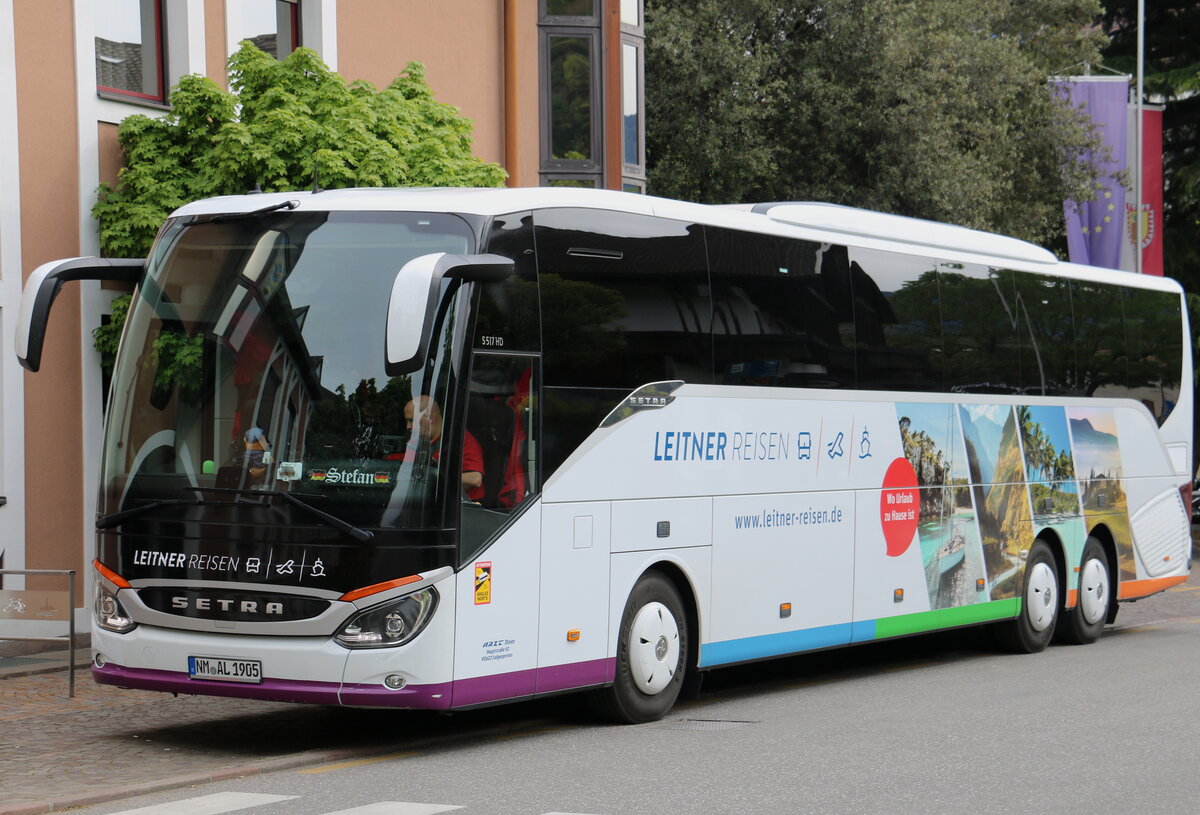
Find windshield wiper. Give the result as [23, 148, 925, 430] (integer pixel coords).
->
[188, 486, 374, 542]
[96, 499, 203, 530]
[205, 199, 300, 223]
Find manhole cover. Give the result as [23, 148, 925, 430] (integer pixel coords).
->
[659, 719, 755, 731]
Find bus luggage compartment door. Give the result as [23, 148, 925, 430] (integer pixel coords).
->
[536, 502, 611, 693]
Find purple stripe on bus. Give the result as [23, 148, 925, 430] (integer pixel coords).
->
[339, 680, 453, 709]
[452, 657, 615, 707]
[93, 657, 616, 709]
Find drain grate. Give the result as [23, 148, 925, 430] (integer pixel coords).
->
[0, 656, 55, 669]
[659, 719, 756, 731]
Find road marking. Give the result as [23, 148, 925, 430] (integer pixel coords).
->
[321, 804, 462, 815]
[1167, 585, 1200, 593]
[106, 792, 297, 815]
[299, 751, 419, 774]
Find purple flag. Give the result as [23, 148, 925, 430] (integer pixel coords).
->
[1056, 76, 1129, 270]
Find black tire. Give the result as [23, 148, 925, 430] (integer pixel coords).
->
[1056, 537, 1110, 645]
[994, 539, 1059, 653]
[590, 570, 688, 724]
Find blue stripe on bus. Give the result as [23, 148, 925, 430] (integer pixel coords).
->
[700, 622, 856, 667]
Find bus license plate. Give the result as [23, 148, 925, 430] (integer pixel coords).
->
[188, 656, 262, 684]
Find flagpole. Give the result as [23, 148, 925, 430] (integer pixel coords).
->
[1135, 0, 1145, 274]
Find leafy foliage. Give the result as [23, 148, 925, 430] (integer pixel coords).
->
[93, 44, 505, 258]
[150, 330, 205, 395]
[91, 293, 130, 369]
[644, 0, 1110, 246]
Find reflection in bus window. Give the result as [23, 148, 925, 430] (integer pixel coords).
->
[710, 228, 855, 388]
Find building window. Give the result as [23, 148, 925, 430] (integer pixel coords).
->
[620, 1, 645, 191]
[621, 42, 641, 169]
[539, 0, 643, 190]
[546, 33, 598, 168]
[543, 0, 597, 22]
[95, 0, 165, 103]
[620, 0, 640, 26]
[540, 1, 601, 187]
[546, 176, 600, 188]
[230, 0, 300, 59]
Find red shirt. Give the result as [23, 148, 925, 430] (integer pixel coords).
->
[460, 430, 485, 502]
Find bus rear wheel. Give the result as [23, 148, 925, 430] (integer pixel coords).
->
[591, 570, 687, 724]
[1056, 537, 1110, 645]
[994, 539, 1058, 653]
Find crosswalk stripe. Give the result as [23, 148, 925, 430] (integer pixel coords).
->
[105, 792, 298, 815]
[320, 805, 463, 815]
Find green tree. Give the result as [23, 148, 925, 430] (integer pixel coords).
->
[1103, 3, 1200, 398]
[93, 43, 506, 258]
[645, 0, 1110, 246]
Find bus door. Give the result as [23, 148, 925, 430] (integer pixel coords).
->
[454, 352, 543, 702]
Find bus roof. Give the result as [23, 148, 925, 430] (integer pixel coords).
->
[169, 187, 1183, 294]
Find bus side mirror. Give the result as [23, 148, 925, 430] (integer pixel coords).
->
[385, 253, 514, 375]
[16, 257, 145, 372]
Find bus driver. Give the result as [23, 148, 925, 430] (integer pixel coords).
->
[404, 395, 485, 502]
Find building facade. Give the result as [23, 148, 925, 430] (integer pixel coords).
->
[0, 0, 644, 632]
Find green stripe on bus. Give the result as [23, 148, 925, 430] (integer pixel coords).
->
[874, 599, 1020, 638]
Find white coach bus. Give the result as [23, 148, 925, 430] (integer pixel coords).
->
[17, 187, 1192, 722]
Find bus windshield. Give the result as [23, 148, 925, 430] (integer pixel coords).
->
[101, 210, 475, 530]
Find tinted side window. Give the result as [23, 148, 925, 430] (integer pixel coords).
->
[1071, 281, 1127, 398]
[1015, 272, 1074, 396]
[1125, 287, 1182, 424]
[850, 248, 943, 391]
[709, 228, 855, 388]
[478, 212, 541, 353]
[535, 208, 712, 389]
[939, 264, 1020, 394]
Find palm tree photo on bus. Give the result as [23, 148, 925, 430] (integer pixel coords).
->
[1017, 404, 1081, 521]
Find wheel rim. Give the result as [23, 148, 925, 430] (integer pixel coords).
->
[629, 601, 680, 695]
[1025, 561, 1057, 632]
[1078, 556, 1109, 625]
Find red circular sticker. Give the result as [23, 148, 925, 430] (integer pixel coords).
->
[880, 457, 919, 557]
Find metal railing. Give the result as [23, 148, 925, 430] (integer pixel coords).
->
[0, 569, 77, 696]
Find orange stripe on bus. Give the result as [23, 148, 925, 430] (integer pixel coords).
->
[93, 558, 130, 588]
[1117, 575, 1188, 600]
[340, 575, 422, 603]
[1066, 589, 1078, 608]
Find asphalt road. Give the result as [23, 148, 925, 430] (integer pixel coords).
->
[53, 577, 1200, 815]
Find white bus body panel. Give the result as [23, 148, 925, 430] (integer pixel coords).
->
[452, 505, 542, 705]
[537, 502, 612, 692]
[339, 573, 458, 705]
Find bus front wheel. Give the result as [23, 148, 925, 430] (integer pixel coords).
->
[592, 570, 688, 724]
[994, 539, 1059, 653]
[1056, 537, 1110, 645]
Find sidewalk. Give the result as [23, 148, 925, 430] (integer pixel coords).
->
[0, 647, 393, 815]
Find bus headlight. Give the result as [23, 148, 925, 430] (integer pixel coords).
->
[335, 587, 438, 649]
[94, 583, 136, 633]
